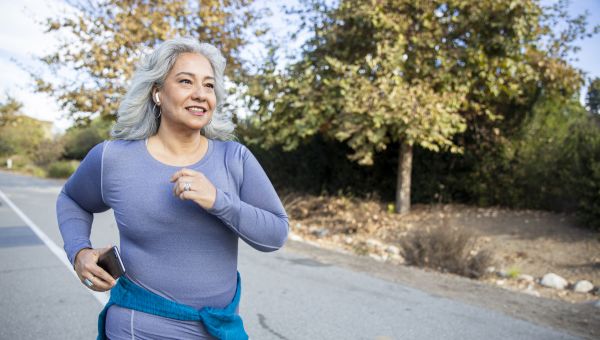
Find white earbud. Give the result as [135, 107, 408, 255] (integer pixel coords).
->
[155, 93, 160, 104]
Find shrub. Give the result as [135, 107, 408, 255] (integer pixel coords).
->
[32, 139, 65, 167]
[560, 118, 600, 229]
[238, 97, 600, 229]
[506, 266, 521, 279]
[47, 160, 79, 178]
[399, 226, 494, 279]
[2, 154, 32, 169]
[21, 164, 47, 178]
[62, 118, 111, 160]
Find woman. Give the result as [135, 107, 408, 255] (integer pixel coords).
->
[56, 37, 289, 339]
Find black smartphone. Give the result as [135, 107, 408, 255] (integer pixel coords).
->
[97, 246, 126, 279]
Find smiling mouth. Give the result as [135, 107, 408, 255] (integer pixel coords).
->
[186, 106, 208, 116]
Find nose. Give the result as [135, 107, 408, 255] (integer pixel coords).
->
[192, 85, 207, 101]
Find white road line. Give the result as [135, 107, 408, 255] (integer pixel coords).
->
[0, 188, 108, 305]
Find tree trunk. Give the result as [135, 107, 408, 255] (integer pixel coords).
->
[395, 141, 413, 214]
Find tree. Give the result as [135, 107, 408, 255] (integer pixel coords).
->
[0, 96, 46, 157]
[586, 78, 600, 115]
[0, 96, 23, 119]
[247, 0, 594, 214]
[34, 0, 262, 125]
[62, 116, 112, 160]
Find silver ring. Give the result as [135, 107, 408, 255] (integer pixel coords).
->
[84, 278, 94, 287]
[183, 182, 191, 192]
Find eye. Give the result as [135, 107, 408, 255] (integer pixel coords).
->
[179, 79, 192, 85]
[205, 83, 214, 89]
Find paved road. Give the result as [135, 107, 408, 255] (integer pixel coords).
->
[0, 171, 583, 339]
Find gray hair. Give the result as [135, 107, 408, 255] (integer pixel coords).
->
[111, 37, 236, 140]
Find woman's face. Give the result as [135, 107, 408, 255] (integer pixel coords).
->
[157, 52, 217, 131]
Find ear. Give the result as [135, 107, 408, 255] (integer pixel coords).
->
[152, 88, 160, 105]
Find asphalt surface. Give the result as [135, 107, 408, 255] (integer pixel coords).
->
[0, 170, 583, 339]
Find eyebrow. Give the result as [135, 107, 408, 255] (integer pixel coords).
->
[175, 71, 215, 81]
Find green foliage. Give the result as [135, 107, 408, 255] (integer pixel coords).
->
[249, 0, 591, 151]
[35, 0, 262, 124]
[513, 97, 586, 208]
[62, 117, 112, 160]
[503, 96, 592, 211]
[249, 0, 478, 163]
[238, 122, 389, 196]
[241, 94, 600, 229]
[0, 95, 23, 117]
[0, 154, 32, 170]
[245, 0, 594, 213]
[24, 165, 47, 178]
[586, 78, 600, 114]
[32, 138, 65, 167]
[47, 160, 80, 178]
[506, 266, 521, 279]
[0, 96, 47, 157]
[0, 96, 66, 175]
[560, 115, 600, 228]
[435, 95, 600, 228]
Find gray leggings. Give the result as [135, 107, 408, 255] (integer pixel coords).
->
[105, 305, 216, 340]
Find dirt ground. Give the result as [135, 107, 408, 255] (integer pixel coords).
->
[282, 193, 600, 304]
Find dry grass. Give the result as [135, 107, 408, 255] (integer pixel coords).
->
[283, 193, 397, 236]
[399, 226, 494, 279]
[283, 192, 599, 302]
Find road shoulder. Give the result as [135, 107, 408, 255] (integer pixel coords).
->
[284, 239, 599, 340]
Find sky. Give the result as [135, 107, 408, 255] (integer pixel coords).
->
[0, 0, 599, 134]
[0, 0, 70, 132]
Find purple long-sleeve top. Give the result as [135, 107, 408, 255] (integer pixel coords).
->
[56, 138, 289, 339]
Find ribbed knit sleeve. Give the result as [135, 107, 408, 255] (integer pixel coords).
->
[207, 146, 289, 252]
[56, 141, 110, 265]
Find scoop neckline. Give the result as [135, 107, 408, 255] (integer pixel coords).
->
[140, 137, 214, 168]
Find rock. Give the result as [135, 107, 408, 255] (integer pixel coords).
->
[497, 270, 509, 278]
[369, 253, 384, 261]
[344, 236, 353, 244]
[311, 228, 329, 238]
[540, 273, 568, 290]
[573, 280, 594, 293]
[524, 290, 540, 297]
[385, 245, 400, 255]
[523, 284, 540, 297]
[366, 238, 382, 250]
[289, 233, 303, 242]
[389, 254, 405, 264]
[496, 279, 506, 286]
[485, 266, 496, 274]
[518, 274, 535, 283]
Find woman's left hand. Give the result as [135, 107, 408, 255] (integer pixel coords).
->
[170, 168, 217, 210]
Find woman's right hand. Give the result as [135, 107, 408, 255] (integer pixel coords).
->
[74, 246, 116, 292]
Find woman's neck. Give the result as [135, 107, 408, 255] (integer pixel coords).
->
[151, 124, 206, 157]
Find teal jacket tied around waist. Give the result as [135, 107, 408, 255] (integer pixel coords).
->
[97, 272, 248, 340]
